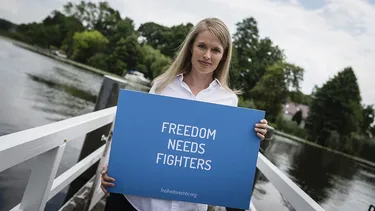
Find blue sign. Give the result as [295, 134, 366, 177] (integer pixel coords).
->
[107, 89, 265, 209]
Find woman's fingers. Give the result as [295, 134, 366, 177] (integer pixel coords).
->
[103, 174, 115, 182]
[101, 179, 115, 188]
[101, 173, 115, 187]
[101, 174, 114, 197]
[255, 128, 267, 135]
[255, 123, 268, 129]
[257, 132, 265, 140]
[100, 164, 115, 197]
[100, 185, 108, 194]
[100, 185, 110, 197]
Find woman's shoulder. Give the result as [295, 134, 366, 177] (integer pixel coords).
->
[218, 86, 239, 107]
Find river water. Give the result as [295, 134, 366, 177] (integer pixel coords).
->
[0, 38, 374, 211]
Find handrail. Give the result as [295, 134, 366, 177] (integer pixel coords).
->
[0, 107, 116, 211]
[0, 106, 326, 211]
[0, 106, 116, 173]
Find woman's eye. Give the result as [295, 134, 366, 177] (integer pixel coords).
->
[198, 44, 205, 49]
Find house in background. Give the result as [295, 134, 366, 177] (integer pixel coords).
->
[282, 102, 310, 128]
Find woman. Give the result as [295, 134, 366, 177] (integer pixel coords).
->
[101, 17, 268, 211]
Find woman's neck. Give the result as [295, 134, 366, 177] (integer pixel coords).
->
[183, 70, 214, 95]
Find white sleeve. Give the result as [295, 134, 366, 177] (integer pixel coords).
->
[231, 93, 239, 107]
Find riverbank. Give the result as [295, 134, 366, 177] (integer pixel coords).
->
[0, 35, 150, 92]
[274, 130, 375, 168]
[0, 35, 121, 78]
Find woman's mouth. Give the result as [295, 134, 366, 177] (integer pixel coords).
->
[198, 60, 212, 67]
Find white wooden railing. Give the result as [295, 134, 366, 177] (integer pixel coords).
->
[0, 106, 325, 211]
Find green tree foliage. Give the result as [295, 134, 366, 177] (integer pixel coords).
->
[63, 1, 122, 37]
[232, 17, 284, 97]
[288, 90, 312, 105]
[0, 18, 16, 31]
[305, 67, 363, 145]
[142, 45, 172, 79]
[112, 34, 144, 73]
[71, 30, 109, 63]
[250, 61, 304, 122]
[108, 18, 136, 46]
[138, 22, 193, 58]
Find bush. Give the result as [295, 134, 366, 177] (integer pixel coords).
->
[340, 132, 375, 162]
[274, 114, 375, 163]
[238, 96, 256, 109]
[275, 114, 307, 139]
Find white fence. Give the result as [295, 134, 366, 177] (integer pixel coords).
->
[0, 106, 325, 211]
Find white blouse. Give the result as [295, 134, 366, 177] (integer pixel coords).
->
[124, 73, 239, 211]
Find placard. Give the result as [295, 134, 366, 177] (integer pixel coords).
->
[107, 89, 265, 209]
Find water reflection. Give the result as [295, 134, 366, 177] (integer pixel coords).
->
[252, 136, 375, 211]
[27, 73, 97, 102]
[287, 141, 358, 204]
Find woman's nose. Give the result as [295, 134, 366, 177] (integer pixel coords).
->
[204, 51, 211, 59]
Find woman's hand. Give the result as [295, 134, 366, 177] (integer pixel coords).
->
[255, 119, 268, 141]
[100, 164, 115, 197]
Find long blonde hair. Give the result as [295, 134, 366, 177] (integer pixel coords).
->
[152, 17, 237, 94]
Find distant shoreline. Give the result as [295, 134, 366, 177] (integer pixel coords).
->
[274, 130, 375, 168]
[2, 36, 120, 78]
[0, 35, 150, 91]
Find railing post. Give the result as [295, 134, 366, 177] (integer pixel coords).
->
[19, 143, 66, 211]
[65, 75, 128, 203]
[86, 125, 114, 211]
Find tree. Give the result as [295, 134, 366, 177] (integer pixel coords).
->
[87, 53, 109, 71]
[0, 18, 16, 31]
[162, 23, 193, 57]
[288, 90, 312, 105]
[71, 30, 109, 63]
[305, 67, 363, 145]
[137, 22, 193, 58]
[110, 34, 144, 74]
[108, 18, 136, 46]
[250, 61, 304, 122]
[232, 17, 284, 99]
[138, 22, 169, 49]
[60, 16, 85, 57]
[63, 1, 122, 37]
[142, 45, 171, 79]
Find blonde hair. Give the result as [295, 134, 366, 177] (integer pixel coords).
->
[152, 17, 238, 94]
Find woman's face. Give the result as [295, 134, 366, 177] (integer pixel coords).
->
[191, 30, 225, 76]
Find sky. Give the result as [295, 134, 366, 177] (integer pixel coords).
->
[1, 0, 374, 105]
